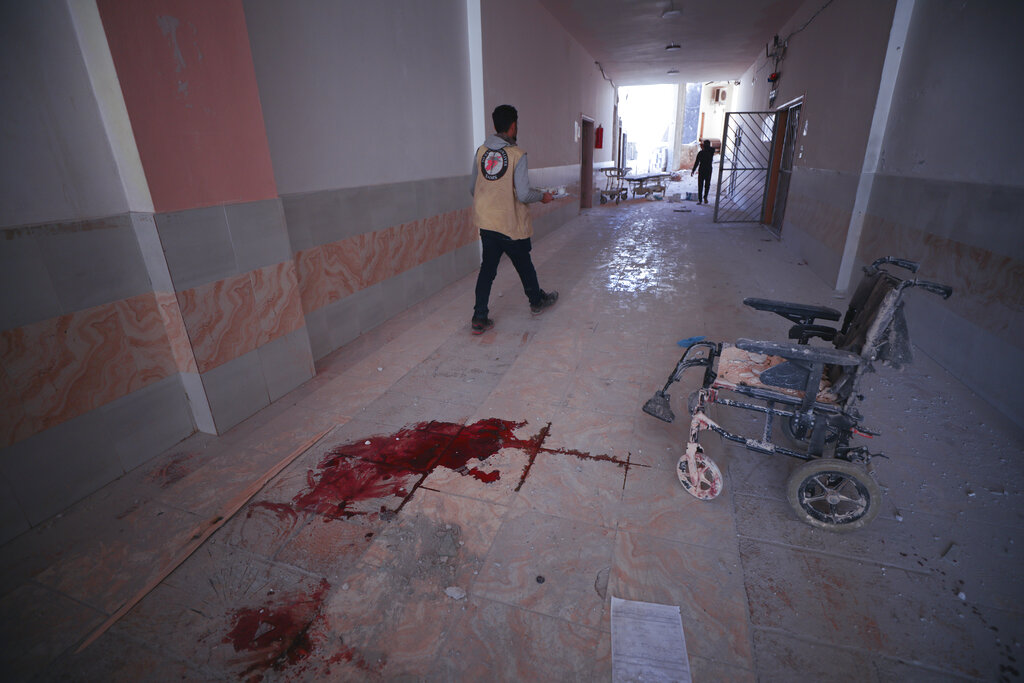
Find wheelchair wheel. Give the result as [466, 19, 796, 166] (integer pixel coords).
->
[786, 458, 881, 531]
[677, 447, 722, 500]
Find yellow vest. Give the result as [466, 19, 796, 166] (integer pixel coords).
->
[473, 143, 533, 240]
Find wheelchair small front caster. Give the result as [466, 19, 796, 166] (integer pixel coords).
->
[677, 447, 723, 500]
[786, 458, 881, 531]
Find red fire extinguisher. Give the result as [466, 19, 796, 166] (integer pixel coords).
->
[595, 125, 603, 149]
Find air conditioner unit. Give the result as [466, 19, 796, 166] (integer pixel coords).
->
[713, 88, 728, 103]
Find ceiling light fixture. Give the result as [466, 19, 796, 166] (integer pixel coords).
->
[667, 69, 679, 74]
[665, 43, 681, 51]
[662, 1, 682, 18]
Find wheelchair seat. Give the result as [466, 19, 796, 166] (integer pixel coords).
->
[715, 345, 841, 404]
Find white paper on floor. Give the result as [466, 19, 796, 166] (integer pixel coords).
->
[611, 596, 691, 683]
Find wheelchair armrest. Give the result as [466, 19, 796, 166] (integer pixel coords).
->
[735, 338, 862, 367]
[742, 297, 842, 326]
[788, 324, 837, 344]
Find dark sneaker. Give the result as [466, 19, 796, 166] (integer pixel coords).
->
[530, 291, 559, 314]
[471, 317, 494, 334]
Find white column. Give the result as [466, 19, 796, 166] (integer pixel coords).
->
[835, 0, 915, 291]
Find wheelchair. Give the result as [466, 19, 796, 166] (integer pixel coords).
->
[642, 257, 953, 531]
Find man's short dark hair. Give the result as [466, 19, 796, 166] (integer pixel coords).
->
[492, 105, 518, 133]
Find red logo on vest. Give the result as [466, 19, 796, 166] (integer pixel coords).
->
[481, 148, 509, 181]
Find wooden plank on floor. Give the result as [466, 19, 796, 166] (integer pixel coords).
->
[74, 427, 332, 653]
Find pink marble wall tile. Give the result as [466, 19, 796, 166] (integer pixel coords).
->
[421, 214, 444, 261]
[0, 305, 139, 445]
[457, 207, 478, 248]
[440, 211, 460, 255]
[361, 227, 396, 288]
[177, 273, 260, 374]
[0, 364, 24, 448]
[251, 261, 305, 347]
[295, 247, 331, 315]
[322, 237, 364, 300]
[155, 291, 198, 373]
[115, 293, 178, 391]
[397, 219, 428, 273]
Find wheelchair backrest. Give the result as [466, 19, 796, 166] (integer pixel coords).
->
[834, 268, 912, 365]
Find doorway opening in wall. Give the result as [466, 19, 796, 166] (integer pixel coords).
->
[618, 85, 678, 176]
[763, 98, 803, 237]
[580, 117, 595, 208]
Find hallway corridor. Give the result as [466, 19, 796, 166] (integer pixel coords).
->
[4, 201, 1022, 681]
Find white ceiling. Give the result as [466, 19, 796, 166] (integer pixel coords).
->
[539, 0, 805, 85]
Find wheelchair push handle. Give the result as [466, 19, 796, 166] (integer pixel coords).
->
[867, 256, 919, 274]
[912, 279, 953, 299]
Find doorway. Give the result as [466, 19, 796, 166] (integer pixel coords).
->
[763, 102, 801, 235]
[580, 118, 595, 209]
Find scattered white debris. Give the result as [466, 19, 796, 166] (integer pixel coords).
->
[342, 583, 350, 591]
[377, 367, 383, 372]
[365, 440, 371, 445]
[957, 591, 966, 601]
[445, 586, 467, 600]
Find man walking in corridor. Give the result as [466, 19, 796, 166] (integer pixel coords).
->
[691, 139, 715, 205]
[469, 104, 558, 334]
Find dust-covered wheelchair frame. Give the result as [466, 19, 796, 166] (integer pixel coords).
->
[643, 257, 953, 531]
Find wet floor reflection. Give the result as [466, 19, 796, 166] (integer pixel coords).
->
[596, 209, 693, 297]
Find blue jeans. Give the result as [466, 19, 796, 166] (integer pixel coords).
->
[473, 229, 543, 318]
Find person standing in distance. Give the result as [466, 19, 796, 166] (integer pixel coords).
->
[469, 104, 558, 335]
[691, 139, 715, 205]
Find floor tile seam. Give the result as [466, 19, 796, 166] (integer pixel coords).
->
[733, 533, 935, 577]
[466, 591, 612, 636]
[173, 536, 331, 589]
[414, 485, 513, 511]
[611, 515, 744, 557]
[748, 625, 985, 681]
[20, 576, 110, 623]
[98, 623, 216, 679]
[609, 527, 747, 584]
[503, 501, 622, 536]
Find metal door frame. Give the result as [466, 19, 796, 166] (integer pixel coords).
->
[713, 111, 779, 223]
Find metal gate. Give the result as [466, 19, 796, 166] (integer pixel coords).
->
[714, 111, 777, 223]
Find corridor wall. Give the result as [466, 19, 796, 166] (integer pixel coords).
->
[857, 1, 1024, 422]
[734, 0, 1024, 424]
[480, 0, 616, 235]
[243, 0, 480, 360]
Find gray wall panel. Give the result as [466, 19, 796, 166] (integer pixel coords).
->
[258, 326, 315, 402]
[226, 198, 292, 272]
[868, 176, 1024, 262]
[282, 175, 472, 250]
[200, 350, 271, 433]
[0, 403, 124, 526]
[33, 214, 151, 312]
[103, 375, 195, 472]
[0, 227, 62, 330]
[155, 205, 236, 291]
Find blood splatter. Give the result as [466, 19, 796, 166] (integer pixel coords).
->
[248, 501, 298, 522]
[293, 458, 418, 521]
[223, 579, 330, 680]
[146, 452, 197, 489]
[251, 418, 633, 523]
[466, 467, 500, 483]
[228, 418, 639, 677]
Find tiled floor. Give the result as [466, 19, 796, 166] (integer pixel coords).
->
[3, 198, 1023, 681]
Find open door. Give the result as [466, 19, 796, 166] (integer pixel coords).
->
[580, 118, 594, 209]
[764, 103, 801, 235]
